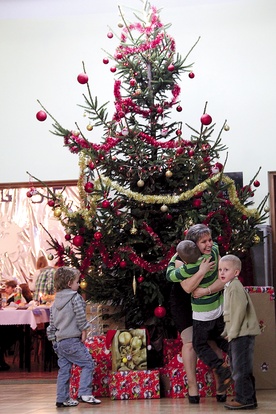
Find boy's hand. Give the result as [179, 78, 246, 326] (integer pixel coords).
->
[199, 256, 215, 274]
[81, 330, 87, 343]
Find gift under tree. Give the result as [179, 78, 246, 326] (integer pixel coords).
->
[32, 0, 268, 337]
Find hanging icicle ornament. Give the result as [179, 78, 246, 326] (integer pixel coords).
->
[132, 275, 137, 295]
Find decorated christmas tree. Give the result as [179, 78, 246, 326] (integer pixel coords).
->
[32, 1, 268, 333]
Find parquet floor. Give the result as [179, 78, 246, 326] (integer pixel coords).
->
[0, 355, 275, 413]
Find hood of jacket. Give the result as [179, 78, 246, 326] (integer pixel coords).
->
[54, 289, 77, 311]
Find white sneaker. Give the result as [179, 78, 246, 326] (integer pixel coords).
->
[56, 398, 79, 407]
[78, 395, 101, 404]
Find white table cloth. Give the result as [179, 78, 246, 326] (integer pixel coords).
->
[0, 306, 50, 329]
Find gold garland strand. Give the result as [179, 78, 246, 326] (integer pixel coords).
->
[58, 153, 259, 228]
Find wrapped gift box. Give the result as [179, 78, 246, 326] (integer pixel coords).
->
[111, 329, 147, 371]
[163, 337, 182, 366]
[69, 335, 112, 398]
[109, 370, 160, 400]
[245, 286, 276, 389]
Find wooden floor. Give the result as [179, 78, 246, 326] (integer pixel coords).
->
[0, 356, 275, 413]
[0, 384, 275, 413]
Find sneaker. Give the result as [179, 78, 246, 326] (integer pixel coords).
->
[215, 362, 234, 394]
[224, 400, 256, 410]
[56, 398, 79, 408]
[78, 395, 101, 404]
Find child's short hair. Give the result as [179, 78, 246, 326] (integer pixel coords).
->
[176, 240, 201, 264]
[5, 280, 17, 289]
[54, 266, 81, 291]
[220, 254, 242, 271]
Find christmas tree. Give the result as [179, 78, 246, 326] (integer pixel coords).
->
[32, 1, 267, 333]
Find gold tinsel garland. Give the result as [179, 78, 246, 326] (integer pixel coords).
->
[57, 153, 259, 228]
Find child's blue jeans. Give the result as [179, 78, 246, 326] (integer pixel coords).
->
[54, 337, 94, 403]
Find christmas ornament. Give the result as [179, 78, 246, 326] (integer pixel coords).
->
[84, 182, 94, 193]
[47, 199, 55, 207]
[47, 253, 54, 261]
[137, 179, 145, 187]
[200, 113, 212, 125]
[253, 234, 260, 244]
[54, 207, 62, 217]
[161, 128, 168, 136]
[79, 279, 87, 289]
[36, 110, 47, 121]
[110, 67, 117, 73]
[188, 72, 195, 78]
[133, 275, 137, 294]
[107, 32, 113, 38]
[160, 204, 168, 212]
[130, 78, 136, 87]
[77, 73, 89, 84]
[122, 357, 128, 364]
[102, 200, 110, 208]
[86, 124, 93, 131]
[264, 206, 270, 213]
[168, 64, 175, 71]
[73, 235, 84, 247]
[119, 260, 127, 268]
[94, 231, 103, 240]
[130, 223, 137, 234]
[253, 180, 260, 187]
[188, 149, 195, 157]
[224, 124, 230, 131]
[192, 198, 202, 208]
[176, 105, 182, 112]
[103, 58, 109, 64]
[137, 276, 144, 283]
[65, 234, 71, 241]
[26, 191, 33, 198]
[154, 305, 166, 318]
[88, 161, 95, 170]
[165, 170, 173, 178]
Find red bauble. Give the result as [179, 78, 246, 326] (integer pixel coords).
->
[119, 260, 127, 269]
[188, 149, 195, 157]
[176, 147, 184, 155]
[192, 198, 202, 208]
[47, 199, 55, 207]
[103, 58, 109, 64]
[110, 67, 117, 73]
[200, 113, 212, 125]
[26, 191, 33, 198]
[217, 235, 224, 244]
[137, 276, 144, 283]
[154, 305, 166, 318]
[130, 78, 136, 87]
[168, 64, 175, 72]
[188, 72, 195, 79]
[107, 32, 113, 38]
[166, 213, 173, 220]
[253, 180, 260, 187]
[88, 161, 95, 170]
[36, 110, 47, 121]
[102, 200, 110, 208]
[73, 235, 84, 247]
[94, 231, 103, 241]
[84, 182, 94, 193]
[65, 234, 71, 241]
[176, 105, 182, 112]
[77, 73, 89, 84]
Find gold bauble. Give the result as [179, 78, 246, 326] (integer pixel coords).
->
[264, 206, 270, 213]
[86, 124, 93, 131]
[79, 280, 87, 289]
[224, 124, 230, 131]
[130, 226, 138, 235]
[165, 170, 173, 178]
[253, 234, 260, 244]
[122, 357, 128, 364]
[160, 204, 168, 212]
[137, 179, 145, 187]
[48, 253, 54, 261]
[54, 207, 62, 217]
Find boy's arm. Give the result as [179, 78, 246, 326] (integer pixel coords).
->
[180, 257, 215, 294]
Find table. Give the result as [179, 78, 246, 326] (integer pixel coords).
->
[0, 306, 50, 371]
